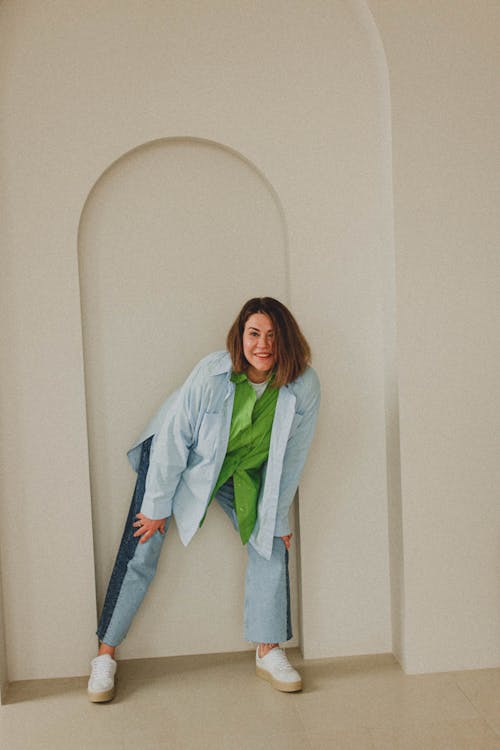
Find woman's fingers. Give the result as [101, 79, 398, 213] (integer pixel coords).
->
[133, 513, 144, 530]
[133, 513, 167, 542]
[135, 525, 154, 542]
[133, 515, 152, 539]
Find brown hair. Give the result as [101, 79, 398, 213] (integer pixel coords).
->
[226, 297, 311, 387]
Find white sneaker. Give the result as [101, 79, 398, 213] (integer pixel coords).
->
[88, 654, 117, 702]
[256, 647, 302, 692]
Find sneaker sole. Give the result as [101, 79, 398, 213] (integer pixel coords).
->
[256, 666, 302, 692]
[87, 686, 116, 703]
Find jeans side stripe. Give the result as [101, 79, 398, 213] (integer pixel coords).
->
[96, 437, 152, 641]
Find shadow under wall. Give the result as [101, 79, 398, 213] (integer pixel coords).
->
[0, 556, 7, 703]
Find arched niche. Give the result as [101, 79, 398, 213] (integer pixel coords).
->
[78, 137, 298, 658]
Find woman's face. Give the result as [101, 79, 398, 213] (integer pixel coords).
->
[242, 312, 277, 383]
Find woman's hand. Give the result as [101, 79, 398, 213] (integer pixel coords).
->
[281, 533, 293, 550]
[133, 513, 167, 544]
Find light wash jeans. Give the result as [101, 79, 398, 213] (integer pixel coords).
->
[97, 437, 292, 647]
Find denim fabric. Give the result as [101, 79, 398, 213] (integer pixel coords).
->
[96, 444, 292, 647]
[97, 436, 158, 641]
[216, 479, 292, 643]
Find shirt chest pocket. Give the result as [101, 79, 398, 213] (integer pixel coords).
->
[195, 412, 223, 459]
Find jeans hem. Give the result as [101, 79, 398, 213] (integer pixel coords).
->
[95, 629, 125, 648]
[244, 631, 293, 644]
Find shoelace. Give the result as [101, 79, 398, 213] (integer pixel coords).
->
[92, 657, 115, 679]
[265, 649, 294, 672]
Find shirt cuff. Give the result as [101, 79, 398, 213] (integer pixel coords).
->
[273, 515, 291, 537]
[139, 497, 172, 520]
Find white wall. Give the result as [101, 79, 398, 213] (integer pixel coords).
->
[2, 0, 498, 688]
[0, 0, 392, 682]
[370, 0, 500, 672]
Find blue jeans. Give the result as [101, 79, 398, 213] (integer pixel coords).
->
[97, 437, 292, 647]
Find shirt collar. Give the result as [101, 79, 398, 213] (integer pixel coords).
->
[209, 352, 277, 385]
[208, 351, 233, 376]
[231, 370, 276, 386]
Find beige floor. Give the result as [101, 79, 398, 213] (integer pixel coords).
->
[2, 649, 500, 749]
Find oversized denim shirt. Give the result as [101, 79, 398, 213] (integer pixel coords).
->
[127, 351, 320, 560]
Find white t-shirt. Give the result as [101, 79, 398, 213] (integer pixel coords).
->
[247, 378, 269, 399]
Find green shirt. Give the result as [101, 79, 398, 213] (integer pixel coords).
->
[202, 371, 279, 544]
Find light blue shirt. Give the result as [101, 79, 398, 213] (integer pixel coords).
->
[127, 351, 320, 560]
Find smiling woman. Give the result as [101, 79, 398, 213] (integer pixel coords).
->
[88, 297, 320, 702]
[243, 313, 276, 382]
[227, 297, 312, 388]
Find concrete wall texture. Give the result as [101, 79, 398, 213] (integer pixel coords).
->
[0, 1, 498, 689]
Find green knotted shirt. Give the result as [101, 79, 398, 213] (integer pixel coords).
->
[201, 371, 279, 544]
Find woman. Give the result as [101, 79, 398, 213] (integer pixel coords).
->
[88, 297, 320, 701]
